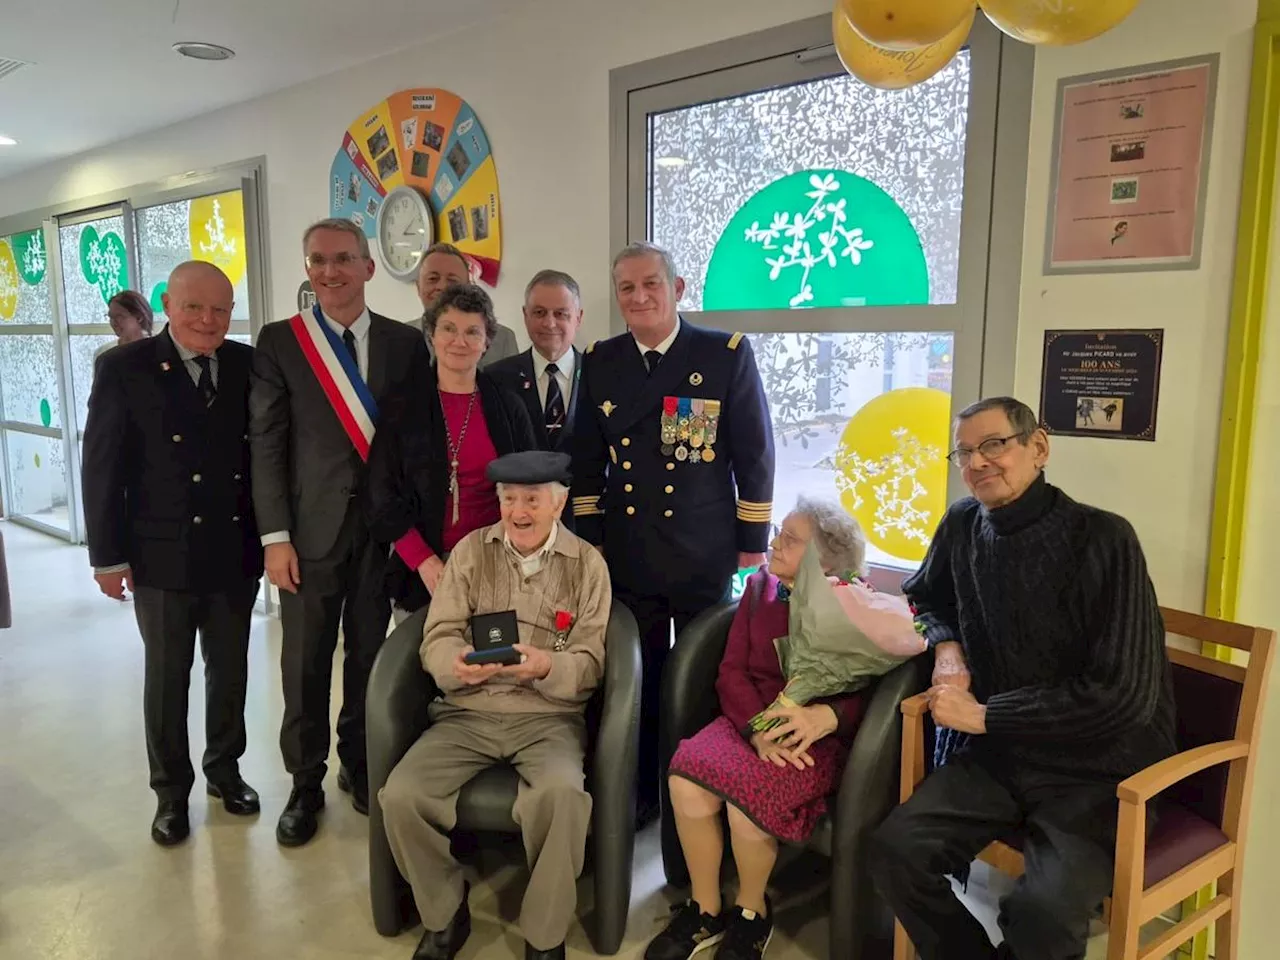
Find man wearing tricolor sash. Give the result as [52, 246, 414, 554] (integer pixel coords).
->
[250, 218, 429, 846]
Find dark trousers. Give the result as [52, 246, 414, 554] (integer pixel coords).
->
[615, 582, 730, 813]
[278, 506, 390, 790]
[134, 579, 259, 802]
[870, 751, 1118, 960]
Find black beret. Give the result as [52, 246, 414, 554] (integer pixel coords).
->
[485, 450, 572, 486]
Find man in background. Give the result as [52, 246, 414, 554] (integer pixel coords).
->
[83, 260, 262, 846]
[414, 242, 517, 367]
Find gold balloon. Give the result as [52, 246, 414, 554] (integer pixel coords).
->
[978, 0, 1141, 46]
[841, 0, 976, 51]
[833, 5, 975, 91]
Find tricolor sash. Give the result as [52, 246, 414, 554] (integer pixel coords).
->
[289, 306, 379, 461]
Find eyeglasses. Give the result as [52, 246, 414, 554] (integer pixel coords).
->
[772, 527, 809, 550]
[305, 252, 367, 269]
[436, 323, 487, 344]
[946, 433, 1027, 467]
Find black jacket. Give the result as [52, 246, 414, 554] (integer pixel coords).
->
[82, 327, 262, 591]
[366, 363, 538, 610]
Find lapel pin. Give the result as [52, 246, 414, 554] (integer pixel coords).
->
[689, 372, 704, 386]
[161, 361, 171, 372]
[600, 400, 616, 417]
[522, 378, 531, 390]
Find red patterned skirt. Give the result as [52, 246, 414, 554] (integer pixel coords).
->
[668, 715, 850, 844]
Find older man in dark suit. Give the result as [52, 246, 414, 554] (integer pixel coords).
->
[250, 218, 428, 845]
[487, 269, 584, 454]
[83, 260, 262, 846]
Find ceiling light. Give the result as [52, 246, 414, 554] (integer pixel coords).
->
[173, 41, 235, 61]
[655, 156, 689, 168]
[0, 135, 16, 147]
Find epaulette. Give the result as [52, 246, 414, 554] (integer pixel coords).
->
[586, 340, 598, 354]
[727, 332, 744, 350]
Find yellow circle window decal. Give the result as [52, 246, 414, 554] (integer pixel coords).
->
[189, 192, 247, 287]
[834, 386, 950, 564]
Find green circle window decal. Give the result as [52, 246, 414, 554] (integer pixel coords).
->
[13, 229, 47, 286]
[79, 226, 129, 304]
[703, 170, 929, 311]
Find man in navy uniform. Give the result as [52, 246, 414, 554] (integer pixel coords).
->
[83, 261, 262, 846]
[571, 241, 774, 817]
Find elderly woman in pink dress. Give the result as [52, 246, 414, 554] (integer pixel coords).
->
[645, 497, 923, 960]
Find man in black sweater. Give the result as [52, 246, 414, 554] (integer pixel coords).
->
[870, 396, 1176, 960]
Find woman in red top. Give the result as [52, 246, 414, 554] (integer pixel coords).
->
[647, 499, 894, 960]
[367, 283, 536, 614]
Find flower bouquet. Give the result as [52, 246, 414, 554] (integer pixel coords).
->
[748, 541, 925, 734]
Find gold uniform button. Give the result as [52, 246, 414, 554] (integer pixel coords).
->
[622, 461, 632, 470]
[192, 474, 202, 483]
[621, 437, 631, 447]
[233, 472, 242, 481]
[665, 485, 674, 494]
[232, 515, 241, 522]
[664, 509, 674, 518]
[172, 434, 182, 442]
[626, 506, 636, 516]
[624, 483, 633, 493]
[193, 516, 203, 525]
[666, 462, 675, 471]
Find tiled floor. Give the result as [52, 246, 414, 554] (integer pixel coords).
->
[0, 521, 1166, 960]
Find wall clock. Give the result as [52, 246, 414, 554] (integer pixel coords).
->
[375, 185, 433, 281]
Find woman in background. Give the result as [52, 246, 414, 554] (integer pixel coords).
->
[367, 283, 536, 617]
[93, 290, 155, 373]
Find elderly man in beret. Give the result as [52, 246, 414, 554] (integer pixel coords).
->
[379, 451, 612, 960]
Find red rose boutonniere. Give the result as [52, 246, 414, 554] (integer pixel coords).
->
[553, 610, 574, 651]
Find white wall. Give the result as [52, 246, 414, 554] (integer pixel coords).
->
[1012, 0, 1257, 612]
[1235, 118, 1280, 960]
[0, 0, 832, 344]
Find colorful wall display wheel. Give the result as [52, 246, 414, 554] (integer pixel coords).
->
[329, 88, 502, 286]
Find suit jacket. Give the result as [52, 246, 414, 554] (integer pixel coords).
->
[485, 346, 582, 452]
[415, 316, 519, 369]
[366, 365, 538, 611]
[249, 311, 429, 561]
[570, 321, 775, 600]
[82, 326, 262, 591]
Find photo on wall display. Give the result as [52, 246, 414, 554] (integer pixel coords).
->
[377, 148, 400, 180]
[347, 173, 361, 203]
[1110, 141, 1146, 162]
[401, 117, 418, 151]
[1040, 329, 1162, 440]
[1111, 178, 1139, 203]
[411, 151, 431, 178]
[448, 207, 469, 241]
[446, 141, 471, 179]
[471, 205, 490, 241]
[367, 125, 391, 159]
[422, 121, 445, 150]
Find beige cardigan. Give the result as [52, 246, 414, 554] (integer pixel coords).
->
[421, 521, 611, 714]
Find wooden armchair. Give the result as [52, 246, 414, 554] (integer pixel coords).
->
[893, 607, 1274, 960]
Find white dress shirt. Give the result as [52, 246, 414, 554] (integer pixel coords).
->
[322, 307, 372, 380]
[504, 522, 559, 578]
[260, 307, 371, 547]
[532, 347, 575, 413]
[633, 319, 681, 361]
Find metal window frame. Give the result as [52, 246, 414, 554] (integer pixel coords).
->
[608, 14, 1033, 511]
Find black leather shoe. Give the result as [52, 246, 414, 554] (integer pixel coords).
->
[413, 891, 471, 960]
[337, 765, 369, 815]
[206, 776, 261, 816]
[525, 942, 565, 960]
[151, 800, 190, 846]
[275, 787, 324, 847]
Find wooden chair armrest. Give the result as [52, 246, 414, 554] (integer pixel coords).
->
[899, 693, 930, 801]
[1116, 740, 1249, 805]
[901, 692, 931, 717]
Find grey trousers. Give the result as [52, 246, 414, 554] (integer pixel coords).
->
[379, 704, 592, 951]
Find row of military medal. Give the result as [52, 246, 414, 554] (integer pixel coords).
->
[662, 396, 721, 464]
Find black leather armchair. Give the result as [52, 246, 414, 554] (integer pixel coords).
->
[659, 602, 928, 960]
[366, 602, 642, 955]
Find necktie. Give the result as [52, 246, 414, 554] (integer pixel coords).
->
[543, 362, 565, 440]
[194, 356, 216, 407]
[342, 329, 359, 370]
[645, 350, 663, 376]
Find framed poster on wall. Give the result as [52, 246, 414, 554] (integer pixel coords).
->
[1043, 55, 1218, 275]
